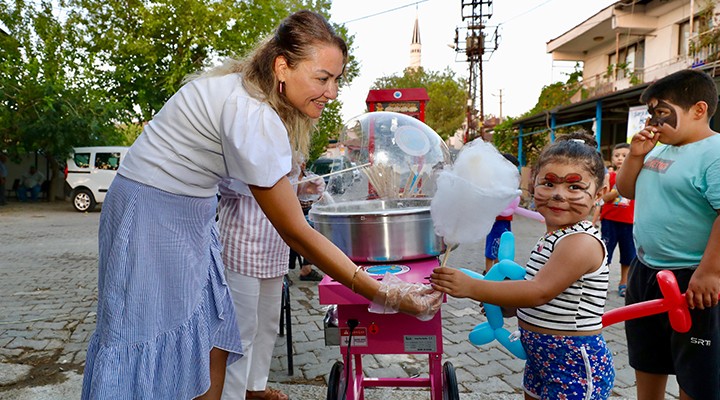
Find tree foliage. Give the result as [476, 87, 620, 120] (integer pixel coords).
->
[372, 67, 467, 141]
[492, 65, 584, 165]
[309, 100, 343, 163]
[0, 0, 358, 199]
[0, 1, 123, 199]
[63, 0, 356, 124]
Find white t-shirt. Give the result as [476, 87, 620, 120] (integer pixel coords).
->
[119, 73, 293, 197]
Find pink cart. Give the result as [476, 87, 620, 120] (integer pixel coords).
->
[309, 112, 457, 399]
[318, 258, 458, 400]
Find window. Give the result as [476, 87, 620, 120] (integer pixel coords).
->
[95, 152, 122, 170]
[682, 13, 717, 65]
[609, 41, 645, 79]
[74, 153, 91, 168]
[679, 18, 701, 57]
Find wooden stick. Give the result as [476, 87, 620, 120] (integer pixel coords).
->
[440, 245, 453, 268]
[362, 167, 382, 196]
[294, 162, 370, 185]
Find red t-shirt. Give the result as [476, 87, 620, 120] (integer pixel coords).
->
[600, 171, 634, 223]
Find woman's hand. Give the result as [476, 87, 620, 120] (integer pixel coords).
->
[371, 273, 443, 321]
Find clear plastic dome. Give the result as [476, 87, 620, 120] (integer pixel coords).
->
[319, 111, 452, 203]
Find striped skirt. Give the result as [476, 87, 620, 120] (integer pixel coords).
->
[81, 174, 243, 399]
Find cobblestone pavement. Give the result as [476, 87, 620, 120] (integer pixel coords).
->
[0, 201, 680, 399]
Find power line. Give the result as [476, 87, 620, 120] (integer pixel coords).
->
[340, 0, 430, 24]
[495, 0, 554, 25]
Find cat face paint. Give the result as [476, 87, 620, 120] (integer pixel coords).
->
[647, 100, 678, 129]
[533, 169, 597, 228]
[543, 172, 582, 184]
[535, 173, 594, 199]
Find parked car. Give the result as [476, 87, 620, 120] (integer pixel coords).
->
[308, 156, 358, 194]
[65, 146, 129, 212]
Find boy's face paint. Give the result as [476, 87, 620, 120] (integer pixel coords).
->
[647, 100, 678, 129]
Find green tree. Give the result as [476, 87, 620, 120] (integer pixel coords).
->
[492, 65, 584, 165]
[0, 2, 120, 201]
[1, 0, 358, 199]
[64, 0, 358, 125]
[372, 67, 467, 140]
[310, 100, 344, 163]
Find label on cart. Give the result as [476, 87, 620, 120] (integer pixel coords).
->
[404, 335, 437, 353]
[340, 327, 368, 347]
[364, 264, 410, 276]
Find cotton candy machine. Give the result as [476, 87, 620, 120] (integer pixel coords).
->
[314, 112, 458, 400]
[309, 198, 442, 262]
[309, 111, 452, 262]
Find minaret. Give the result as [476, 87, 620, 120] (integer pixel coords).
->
[409, 14, 421, 70]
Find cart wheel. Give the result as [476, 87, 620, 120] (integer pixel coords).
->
[326, 361, 347, 400]
[442, 361, 459, 400]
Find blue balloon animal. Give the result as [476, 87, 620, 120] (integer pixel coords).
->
[460, 231, 527, 359]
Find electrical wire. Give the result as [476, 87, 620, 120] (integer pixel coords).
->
[340, 0, 429, 25]
[342, 319, 359, 398]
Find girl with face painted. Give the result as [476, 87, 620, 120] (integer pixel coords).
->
[432, 134, 615, 399]
[616, 69, 720, 400]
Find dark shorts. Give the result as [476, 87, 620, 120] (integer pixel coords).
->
[625, 259, 720, 400]
[600, 219, 636, 266]
[484, 220, 511, 260]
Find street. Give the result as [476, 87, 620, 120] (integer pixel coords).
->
[0, 201, 679, 399]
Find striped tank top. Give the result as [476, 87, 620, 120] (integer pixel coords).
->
[517, 220, 609, 331]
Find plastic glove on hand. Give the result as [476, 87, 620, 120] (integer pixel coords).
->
[298, 172, 326, 195]
[369, 272, 443, 321]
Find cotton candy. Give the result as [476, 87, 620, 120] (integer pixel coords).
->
[430, 140, 521, 245]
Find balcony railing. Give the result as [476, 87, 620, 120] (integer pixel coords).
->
[690, 27, 720, 67]
[573, 53, 719, 104]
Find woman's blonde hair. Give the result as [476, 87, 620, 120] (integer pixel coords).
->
[188, 10, 348, 162]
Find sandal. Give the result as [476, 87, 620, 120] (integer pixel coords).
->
[618, 284, 627, 298]
[246, 387, 289, 400]
[299, 269, 323, 282]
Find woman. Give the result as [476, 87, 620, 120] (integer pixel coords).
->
[81, 10, 442, 400]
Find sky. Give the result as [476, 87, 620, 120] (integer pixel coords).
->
[329, 0, 617, 123]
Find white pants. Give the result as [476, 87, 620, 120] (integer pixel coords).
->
[221, 271, 283, 400]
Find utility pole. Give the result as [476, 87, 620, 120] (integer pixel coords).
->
[492, 89, 503, 122]
[453, 1, 498, 143]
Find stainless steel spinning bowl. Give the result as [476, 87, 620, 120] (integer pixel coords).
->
[308, 198, 445, 262]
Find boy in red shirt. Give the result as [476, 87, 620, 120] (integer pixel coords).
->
[599, 143, 635, 296]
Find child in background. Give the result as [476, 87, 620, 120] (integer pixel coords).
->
[484, 153, 520, 273]
[432, 133, 614, 399]
[598, 143, 635, 297]
[590, 165, 611, 228]
[616, 69, 720, 400]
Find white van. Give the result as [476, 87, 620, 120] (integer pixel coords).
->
[65, 146, 129, 212]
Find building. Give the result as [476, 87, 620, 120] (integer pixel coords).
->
[409, 14, 422, 70]
[509, 0, 720, 165]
